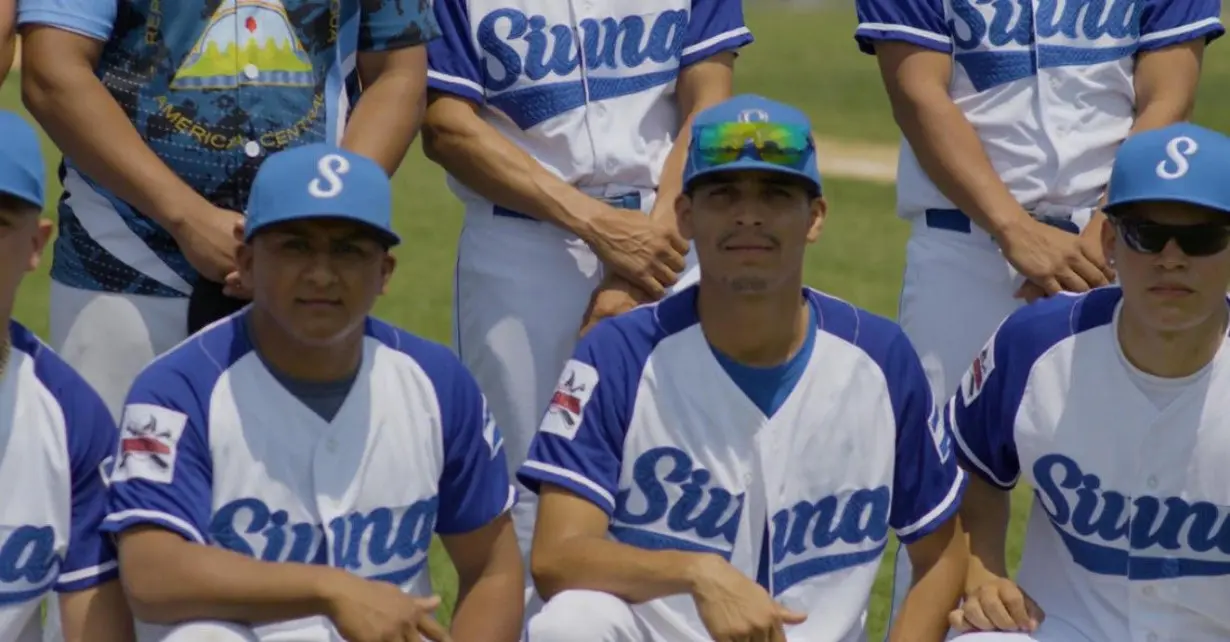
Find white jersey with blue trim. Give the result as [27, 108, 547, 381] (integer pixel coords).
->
[100, 313, 516, 641]
[947, 287, 1230, 640]
[853, 0, 1224, 219]
[517, 286, 966, 642]
[426, 0, 753, 212]
[0, 322, 119, 642]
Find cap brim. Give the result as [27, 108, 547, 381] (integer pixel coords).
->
[245, 212, 401, 247]
[1104, 193, 1230, 217]
[684, 160, 821, 194]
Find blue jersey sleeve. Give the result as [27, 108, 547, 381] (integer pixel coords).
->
[946, 322, 1023, 490]
[517, 323, 636, 516]
[1138, 0, 1224, 51]
[359, 0, 442, 52]
[435, 365, 516, 535]
[854, 0, 951, 55]
[681, 0, 754, 67]
[101, 368, 213, 545]
[425, 0, 484, 103]
[44, 366, 120, 592]
[885, 333, 967, 544]
[16, 0, 117, 41]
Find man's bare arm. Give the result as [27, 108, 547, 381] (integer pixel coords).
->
[116, 525, 349, 625]
[890, 516, 968, 642]
[1132, 39, 1207, 135]
[59, 580, 136, 642]
[420, 93, 607, 238]
[959, 474, 1012, 584]
[871, 42, 1032, 239]
[530, 484, 711, 603]
[20, 26, 216, 234]
[343, 46, 428, 175]
[652, 51, 737, 230]
[0, 0, 16, 88]
[441, 513, 524, 642]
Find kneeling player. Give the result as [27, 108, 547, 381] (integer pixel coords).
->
[101, 145, 524, 642]
[0, 113, 134, 642]
[516, 96, 969, 642]
[948, 123, 1230, 642]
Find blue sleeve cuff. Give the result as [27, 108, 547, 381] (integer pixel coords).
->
[680, 27, 753, 67]
[55, 561, 120, 593]
[1138, 18, 1224, 51]
[854, 24, 953, 55]
[517, 461, 616, 516]
[435, 486, 517, 536]
[895, 470, 967, 545]
[17, 8, 112, 41]
[101, 509, 207, 545]
[427, 71, 485, 103]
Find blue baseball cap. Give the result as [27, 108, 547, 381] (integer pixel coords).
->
[0, 111, 46, 211]
[245, 143, 400, 246]
[682, 94, 822, 195]
[1104, 122, 1230, 216]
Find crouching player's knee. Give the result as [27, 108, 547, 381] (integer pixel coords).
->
[156, 620, 261, 641]
[527, 590, 641, 642]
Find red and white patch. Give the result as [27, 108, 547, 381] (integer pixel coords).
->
[542, 360, 599, 440]
[960, 340, 996, 406]
[110, 403, 189, 485]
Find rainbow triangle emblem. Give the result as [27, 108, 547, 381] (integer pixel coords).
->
[172, 0, 314, 90]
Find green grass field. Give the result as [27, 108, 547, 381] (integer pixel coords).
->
[8, 8, 1229, 640]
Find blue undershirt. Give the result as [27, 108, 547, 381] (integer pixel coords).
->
[708, 303, 818, 592]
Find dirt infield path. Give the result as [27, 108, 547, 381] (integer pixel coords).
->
[814, 137, 898, 184]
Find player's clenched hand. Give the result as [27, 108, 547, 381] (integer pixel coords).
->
[171, 205, 244, 284]
[689, 554, 807, 642]
[949, 577, 1044, 634]
[323, 572, 452, 642]
[585, 206, 689, 299]
[997, 216, 1110, 297]
[578, 274, 655, 336]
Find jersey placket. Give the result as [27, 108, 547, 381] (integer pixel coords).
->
[566, 0, 605, 183]
[233, 8, 269, 212]
[1029, 0, 1068, 199]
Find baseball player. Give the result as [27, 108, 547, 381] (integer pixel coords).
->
[516, 95, 969, 642]
[0, 111, 134, 642]
[942, 122, 1230, 642]
[16, 0, 439, 420]
[100, 144, 524, 642]
[420, 0, 754, 589]
[853, 0, 1225, 620]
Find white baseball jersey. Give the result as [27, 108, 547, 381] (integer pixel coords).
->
[948, 287, 1230, 641]
[425, 0, 753, 217]
[517, 285, 967, 642]
[0, 321, 118, 642]
[101, 313, 516, 641]
[854, 0, 1224, 219]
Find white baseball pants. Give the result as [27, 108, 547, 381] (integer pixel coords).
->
[527, 590, 654, 642]
[949, 615, 1097, 642]
[885, 208, 1092, 637]
[452, 204, 698, 611]
[42, 282, 189, 642]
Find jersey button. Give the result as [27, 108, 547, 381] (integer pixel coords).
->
[1146, 633, 1158, 642]
[326, 438, 338, 453]
[243, 63, 260, 80]
[244, 140, 262, 158]
[1147, 475, 1159, 489]
[1142, 585, 1155, 597]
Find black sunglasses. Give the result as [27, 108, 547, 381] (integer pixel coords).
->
[1112, 218, 1230, 257]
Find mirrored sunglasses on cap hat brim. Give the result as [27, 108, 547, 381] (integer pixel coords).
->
[693, 122, 813, 170]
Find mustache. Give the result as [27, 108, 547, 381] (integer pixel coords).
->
[718, 230, 780, 248]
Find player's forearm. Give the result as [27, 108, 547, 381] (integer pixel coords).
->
[59, 581, 136, 642]
[891, 519, 968, 642]
[449, 569, 524, 642]
[21, 37, 210, 232]
[959, 475, 1013, 584]
[532, 535, 709, 604]
[119, 532, 343, 625]
[0, 10, 16, 88]
[421, 94, 601, 240]
[342, 47, 427, 175]
[889, 88, 1032, 241]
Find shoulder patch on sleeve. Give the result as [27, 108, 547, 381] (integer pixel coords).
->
[111, 404, 189, 485]
[481, 400, 504, 459]
[541, 359, 599, 440]
[960, 336, 997, 406]
[927, 404, 953, 463]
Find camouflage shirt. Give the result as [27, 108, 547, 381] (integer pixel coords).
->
[17, 0, 438, 296]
